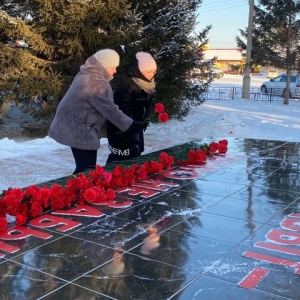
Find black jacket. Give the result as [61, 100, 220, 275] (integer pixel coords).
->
[107, 63, 154, 158]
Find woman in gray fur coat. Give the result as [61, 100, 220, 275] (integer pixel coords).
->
[49, 49, 140, 174]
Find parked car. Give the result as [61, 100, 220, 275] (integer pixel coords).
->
[260, 74, 300, 98]
[191, 65, 224, 79]
[267, 69, 279, 79]
[211, 66, 224, 79]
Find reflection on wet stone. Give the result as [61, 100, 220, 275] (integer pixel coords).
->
[1, 138, 300, 299]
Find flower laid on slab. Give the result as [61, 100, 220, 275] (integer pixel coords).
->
[177, 139, 228, 166]
[0, 140, 228, 231]
[154, 103, 169, 123]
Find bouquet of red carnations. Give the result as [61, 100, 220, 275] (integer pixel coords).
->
[154, 103, 169, 123]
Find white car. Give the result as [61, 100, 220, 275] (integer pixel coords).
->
[190, 65, 224, 79]
[260, 74, 300, 98]
[211, 66, 224, 79]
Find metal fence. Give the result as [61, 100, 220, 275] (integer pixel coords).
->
[193, 87, 300, 101]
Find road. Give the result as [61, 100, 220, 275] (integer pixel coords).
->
[210, 73, 268, 89]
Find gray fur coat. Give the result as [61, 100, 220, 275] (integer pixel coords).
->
[48, 54, 133, 150]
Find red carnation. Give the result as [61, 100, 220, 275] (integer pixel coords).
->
[95, 165, 105, 174]
[77, 192, 86, 205]
[187, 150, 196, 163]
[94, 187, 106, 204]
[137, 165, 148, 180]
[148, 161, 161, 173]
[64, 190, 77, 207]
[4, 196, 20, 216]
[209, 142, 219, 153]
[177, 159, 184, 166]
[218, 143, 228, 154]
[66, 177, 79, 192]
[219, 139, 228, 146]
[105, 189, 116, 202]
[159, 152, 169, 162]
[103, 172, 112, 182]
[0, 199, 6, 214]
[40, 187, 51, 208]
[0, 217, 7, 231]
[159, 112, 169, 123]
[154, 103, 165, 113]
[50, 184, 67, 210]
[112, 165, 123, 176]
[123, 168, 137, 186]
[168, 155, 174, 166]
[145, 161, 163, 174]
[160, 155, 174, 169]
[50, 184, 64, 198]
[4, 188, 24, 201]
[24, 185, 39, 198]
[159, 152, 173, 169]
[30, 202, 43, 218]
[84, 188, 97, 203]
[195, 150, 206, 162]
[76, 175, 90, 188]
[16, 213, 28, 226]
[84, 186, 105, 204]
[30, 190, 42, 203]
[18, 202, 29, 217]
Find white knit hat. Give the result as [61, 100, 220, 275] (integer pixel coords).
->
[136, 52, 157, 72]
[95, 49, 120, 68]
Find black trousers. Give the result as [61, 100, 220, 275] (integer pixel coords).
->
[71, 147, 97, 174]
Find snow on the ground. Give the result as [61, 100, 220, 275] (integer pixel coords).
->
[2, 73, 300, 184]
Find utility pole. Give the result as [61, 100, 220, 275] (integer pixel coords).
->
[242, 0, 255, 99]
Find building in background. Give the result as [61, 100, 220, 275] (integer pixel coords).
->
[203, 48, 244, 72]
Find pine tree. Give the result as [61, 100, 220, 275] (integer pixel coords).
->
[1, 0, 212, 128]
[124, 0, 212, 120]
[236, 0, 300, 104]
[0, 0, 142, 118]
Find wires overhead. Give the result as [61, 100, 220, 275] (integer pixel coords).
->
[200, 0, 248, 14]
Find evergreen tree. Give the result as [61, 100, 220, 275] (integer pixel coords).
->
[236, 0, 300, 104]
[124, 0, 212, 120]
[0, 0, 142, 118]
[1, 0, 212, 129]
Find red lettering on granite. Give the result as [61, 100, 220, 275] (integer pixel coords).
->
[266, 229, 300, 246]
[182, 165, 216, 173]
[29, 214, 81, 232]
[243, 250, 300, 275]
[238, 267, 269, 290]
[0, 241, 19, 257]
[132, 179, 179, 191]
[289, 213, 300, 218]
[105, 199, 133, 208]
[91, 199, 132, 208]
[255, 241, 300, 256]
[0, 225, 52, 240]
[239, 213, 300, 289]
[163, 168, 200, 180]
[281, 217, 300, 232]
[52, 205, 104, 217]
[179, 164, 205, 170]
[115, 186, 160, 198]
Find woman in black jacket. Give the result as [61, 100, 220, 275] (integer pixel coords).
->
[106, 52, 157, 164]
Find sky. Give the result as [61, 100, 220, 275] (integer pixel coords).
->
[2, 73, 300, 191]
[196, 0, 249, 48]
